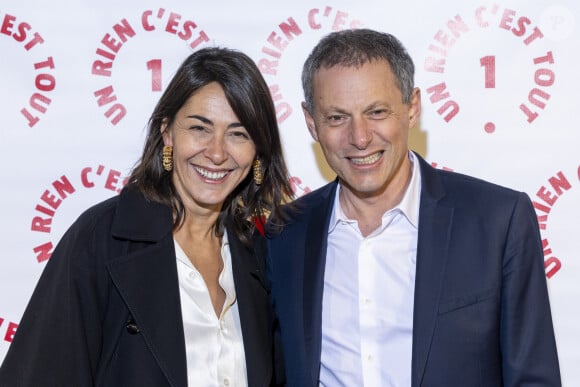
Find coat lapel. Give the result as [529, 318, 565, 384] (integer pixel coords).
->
[106, 188, 188, 387]
[107, 235, 187, 387]
[411, 155, 454, 387]
[303, 182, 338, 386]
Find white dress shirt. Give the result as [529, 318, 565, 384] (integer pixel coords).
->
[320, 151, 421, 387]
[175, 231, 248, 387]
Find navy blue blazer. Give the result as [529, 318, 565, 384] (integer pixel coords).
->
[0, 187, 282, 387]
[267, 153, 561, 386]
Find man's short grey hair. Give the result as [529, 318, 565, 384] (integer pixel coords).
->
[301, 28, 415, 114]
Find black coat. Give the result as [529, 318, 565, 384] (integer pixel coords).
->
[0, 187, 283, 386]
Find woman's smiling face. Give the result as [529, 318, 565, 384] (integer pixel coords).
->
[162, 82, 256, 214]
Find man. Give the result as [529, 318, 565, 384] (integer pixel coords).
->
[266, 28, 561, 386]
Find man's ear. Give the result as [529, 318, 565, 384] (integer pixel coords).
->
[302, 102, 319, 142]
[160, 118, 172, 146]
[408, 87, 422, 129]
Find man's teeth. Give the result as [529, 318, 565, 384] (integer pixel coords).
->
[350, 152, 381, 165]
[196, 167, 228, 180]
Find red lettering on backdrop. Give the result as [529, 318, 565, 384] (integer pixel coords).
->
[0, 318, 19, 343]
[269, 84, 292, 124]
[520, 51, 555, 123]
[542, 239, 562, 279]
[4, 322, 18, 343]
[30, 175, 76, 235]
[257, 7, 363, 124]
[430, 162, 454, 171]
[30, 166, 127, 263]
[1, 13, 44, 50]
[105, 169, 122, 192]
[289, 176, 311, 197]
[165, 12, 181, 34]
[0, 14, 16, 35]
[425, 83, 460, 122]
[1, 12, 56, 127]
[34, 242, 53, 263]
[534, 171, 571, 230]
[259, 17, 303, 78]
[532, 170, 575, 278]
[93, 86, 126, 125]
[423, 5, 555, 130]
[91, 9, 209, 125]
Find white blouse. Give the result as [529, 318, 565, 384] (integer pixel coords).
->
[174, 231, 248, 387]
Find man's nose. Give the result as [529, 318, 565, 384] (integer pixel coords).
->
[349, 117, 373, 150]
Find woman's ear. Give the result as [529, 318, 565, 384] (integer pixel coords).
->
[160, 118, 172, 146]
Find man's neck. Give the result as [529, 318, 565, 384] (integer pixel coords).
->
[338, 157, 413, 237]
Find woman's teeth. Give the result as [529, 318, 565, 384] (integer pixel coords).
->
[196, 167, 228, 180]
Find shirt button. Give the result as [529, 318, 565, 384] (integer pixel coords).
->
[224, 377, 230, 386]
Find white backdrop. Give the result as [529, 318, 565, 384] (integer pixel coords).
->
[1, 0, 578, 384]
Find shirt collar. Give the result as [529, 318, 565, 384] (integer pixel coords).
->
[329, 151, 422, 233]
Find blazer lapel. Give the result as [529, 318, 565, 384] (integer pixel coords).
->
[411, 155, 454, 387]
[303, 182, 338, 386]
[227, 224, 272, 387]
[107, 235, 187, 387]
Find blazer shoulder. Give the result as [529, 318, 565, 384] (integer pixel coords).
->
[432, 167, 530, 216]
[267, 180, 337, 235]
[415, 153, 527, 208]
[440, 168, 521, 196]
[287, 180, 336, 216]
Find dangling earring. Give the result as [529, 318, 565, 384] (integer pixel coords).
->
[162, 145, 173, 172]
[253, 159, 263, 185]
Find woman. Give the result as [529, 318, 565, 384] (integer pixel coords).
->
[0, 47, 293, 386]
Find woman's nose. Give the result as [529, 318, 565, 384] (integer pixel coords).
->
[204, 135, 228, 164]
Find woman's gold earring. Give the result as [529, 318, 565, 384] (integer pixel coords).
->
[162, 145, 173, 172]
[253, 159, 263, 185]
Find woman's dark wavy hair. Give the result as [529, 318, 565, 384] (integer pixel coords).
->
[127, 46, 294, 245]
